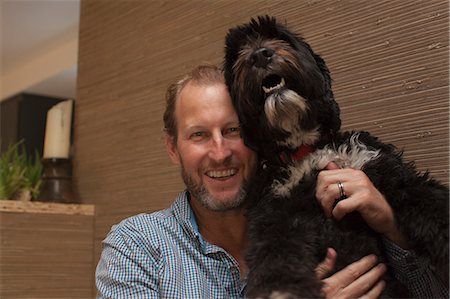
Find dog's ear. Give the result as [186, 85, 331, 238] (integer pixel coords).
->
[224, 21, 249, 104]
[310, 50, 341, 135]
[322, 95, 341, 136]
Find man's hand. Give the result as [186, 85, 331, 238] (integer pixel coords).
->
[316, 248, 387, 299]
[315, 162, 409, 248]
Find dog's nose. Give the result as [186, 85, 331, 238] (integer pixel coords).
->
[251, 48, 274, 67]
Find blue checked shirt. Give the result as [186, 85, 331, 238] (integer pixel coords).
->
[96, 191, 448, 298]
[96, 191, 245, 298]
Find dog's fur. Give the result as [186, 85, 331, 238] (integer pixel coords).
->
[224, 16, 449, 298]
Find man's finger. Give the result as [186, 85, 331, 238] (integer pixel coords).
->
[359, 280, 386, 299]
[344, 263, 387, 297]
[325, 162, 340, 170]
[329, 254, 378, 286]
[332, 193, 360, 220]
[316, 248, 337, 279]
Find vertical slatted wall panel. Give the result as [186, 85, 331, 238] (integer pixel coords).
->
[76, 0, 448, 261]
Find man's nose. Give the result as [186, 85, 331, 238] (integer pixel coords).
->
[209, 135, 232, 162]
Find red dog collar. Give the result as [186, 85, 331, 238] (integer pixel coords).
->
[280, 144, 315, 163]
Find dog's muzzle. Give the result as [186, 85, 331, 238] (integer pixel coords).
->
[252, 47, 275, 67]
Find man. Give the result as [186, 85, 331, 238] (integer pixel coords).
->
[96, 65, 446, 298]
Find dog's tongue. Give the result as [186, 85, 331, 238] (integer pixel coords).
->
[262, 75, 285, 93]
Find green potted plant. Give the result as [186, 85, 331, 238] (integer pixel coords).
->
[0, 141, 43, 201]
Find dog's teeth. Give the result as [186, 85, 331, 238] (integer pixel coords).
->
[263, 78, 286, 94]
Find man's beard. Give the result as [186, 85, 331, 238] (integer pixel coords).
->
[180, 163, 255, 212]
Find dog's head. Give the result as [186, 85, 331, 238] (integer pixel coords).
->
[224, 16, 341, 161]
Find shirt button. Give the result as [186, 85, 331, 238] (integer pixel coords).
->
[230, 266, 239, 275]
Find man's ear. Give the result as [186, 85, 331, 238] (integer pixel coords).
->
[165, 135, 180, 165]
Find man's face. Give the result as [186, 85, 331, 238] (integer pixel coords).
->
[165, 81, 257, 211]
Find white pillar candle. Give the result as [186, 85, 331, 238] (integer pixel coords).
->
[43, 100, 73, 159]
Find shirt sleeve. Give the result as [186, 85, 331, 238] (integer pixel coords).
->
[383, 238, 448, 298]
[96, 221, 161, 299]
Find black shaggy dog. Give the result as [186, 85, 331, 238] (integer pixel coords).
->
[224, 16, 449, 298]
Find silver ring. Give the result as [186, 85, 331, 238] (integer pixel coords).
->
[337, 181, 346, 200]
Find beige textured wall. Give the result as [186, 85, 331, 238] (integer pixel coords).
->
[76, 0, 449, 261]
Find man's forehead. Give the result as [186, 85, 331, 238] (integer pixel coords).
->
[175, 82, 238, 126]
[177, 82, 228, 106]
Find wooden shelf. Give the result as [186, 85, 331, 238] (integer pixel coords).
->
[0, 200, 94, 215]
[0, 200, 95, 298]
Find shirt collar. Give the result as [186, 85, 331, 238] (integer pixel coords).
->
[172, 190, 226, 255]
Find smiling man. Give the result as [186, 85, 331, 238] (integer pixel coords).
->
[163, 67, 258, 275]
[166, 75, 257, 213]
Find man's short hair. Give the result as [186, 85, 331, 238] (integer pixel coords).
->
[163, 65, 225, 141]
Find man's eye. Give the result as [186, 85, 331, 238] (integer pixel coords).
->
[225, 127, 240, 136]
[190, 132, 205, 140]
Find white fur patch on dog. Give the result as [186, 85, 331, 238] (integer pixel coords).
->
[265, 90, 308, 131]
[264, 90, 322, 148]
[271, 133, 381, 197]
